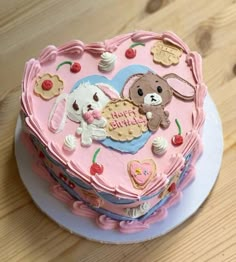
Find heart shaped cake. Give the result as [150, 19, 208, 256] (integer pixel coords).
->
[21, 30, 207, 233]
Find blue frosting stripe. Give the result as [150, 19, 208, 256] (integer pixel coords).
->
[101, 131, 151, 154]
[70, 65, 154, 154]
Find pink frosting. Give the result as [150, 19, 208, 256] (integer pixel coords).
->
[48, 96, 67, 133]
[50, 184, 74, 204]
[25, 116, 48, 145]
[83, 110, 101, 124]
[165, 190, 183, 208]
[179, 165, 196, 191]
[68, 160, 91, 183]
[39, 45, 58, 64]
[119, 220, 149, 233]
[48, 142, 67, 165]
[20, 132, 37, 154]
[163, 32, 190, 53]
[96, 215, 118, 230]
[84, 42, 106, 55]
[164, 154, 185, 178]
[32, 161, 55, 184]
[144, 207, 168, 225]
[131, 30, 162, 42]
[58, 40, 85, 56]
[186, 52, 203, 83]
[105, 33, 133, 52]
[71, 201, 98, 218]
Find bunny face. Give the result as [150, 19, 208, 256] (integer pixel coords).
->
[67, 82, 111, 123]
[129, 72, 173, 107]
[48, 81, 120, 134]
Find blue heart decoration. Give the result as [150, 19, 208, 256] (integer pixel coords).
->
[71, 65, 153, 154]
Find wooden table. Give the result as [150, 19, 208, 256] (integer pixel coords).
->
[1, 0, 236, 261]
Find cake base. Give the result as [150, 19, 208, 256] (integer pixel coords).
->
[15, 95, 223, 244]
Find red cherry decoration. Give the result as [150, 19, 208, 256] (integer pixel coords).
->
[59, 173, 67, 182]
[70, 62, 81, 73]
[42, 80, 53, 90]
[172, 119, 183, 146]
[125, 48, 136, 59]
[69, 181, 75, 189]
[168, 182, 176, 193]
[90, 148, 104, 175]
[90, 163, 104, 175]
[172, 134, 183, 146]
[39, 151, 45, 159]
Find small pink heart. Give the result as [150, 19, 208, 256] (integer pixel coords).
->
[128, 159, 156, 189]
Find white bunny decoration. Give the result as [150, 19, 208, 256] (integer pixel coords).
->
[48, 82, 120, 146]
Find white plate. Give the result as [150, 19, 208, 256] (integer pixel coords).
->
[15, 95, 223, 244]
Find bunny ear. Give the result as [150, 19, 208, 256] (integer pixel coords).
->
[122, 74, 144, 98]
[48, 93, 68, 133]
[163, 73, 195, 101]
[95, 83, 120, 100]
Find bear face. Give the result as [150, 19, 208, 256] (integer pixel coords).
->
[129, 72, 173, 106]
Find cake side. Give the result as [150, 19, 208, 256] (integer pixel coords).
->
[20, 31, 207, 232]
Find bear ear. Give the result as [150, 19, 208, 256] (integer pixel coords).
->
[122, 74, 144, 98]
[95, 83, 120, 100]
[163, 73, 195, 101]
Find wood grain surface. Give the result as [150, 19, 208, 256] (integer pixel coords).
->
[0, 0, 236, 261]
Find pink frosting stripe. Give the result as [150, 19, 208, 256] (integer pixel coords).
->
[96, 215, 118, 230]
[39, 45, 58, 64]
[48, 97, 67, 133]
[144, 175, 168, 196]
[91, 175, 115, 193]
[144, 207, 168, 225]
[48, 142, 67, 165]
[191, 142, 203, 165]
[32, 161, 55, 184]
[105, 33, 133, 52]
[23, 59, 41, 92]
[22, 59, 40, 115]
[84, 42, 106, 55]
[195, 83, 207, 108]
[67, 160, 91, 183]
[25, 116, 48, 145]
[165, 190, 183, 208]
[182, 131, 200, 156]
[163, 32, 190, 53]
[115, 185, 140, 199]
[58, 40, 85, 56]
[71, 201, 98, 218]
[50, 184, 74, 204]
[131, 30, 162, 42]
[186, 52, 203, 83]
[164, 154, 185, 177]
[179, 165, 196, 191]
[21, 92, 33, 116]
[193, 108, 205, 130]
[118, 220, 149, 233]
[20, 132, 37, 154]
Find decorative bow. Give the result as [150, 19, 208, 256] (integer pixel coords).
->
[83, 110, 102, 124]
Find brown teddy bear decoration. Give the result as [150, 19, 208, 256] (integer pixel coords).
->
[122, 72, 195, 132]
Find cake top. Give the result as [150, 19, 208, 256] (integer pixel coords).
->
[21, 31, 206, 200]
